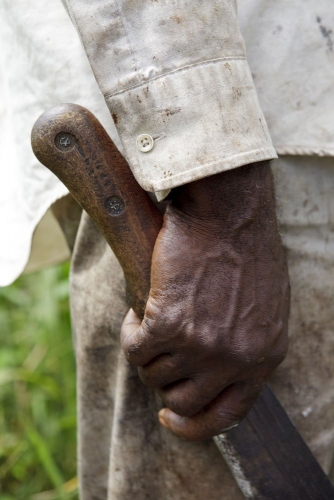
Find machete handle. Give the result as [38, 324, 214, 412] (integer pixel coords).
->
[31, 103, 162, 318]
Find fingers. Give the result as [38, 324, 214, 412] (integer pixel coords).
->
[121, 311, 229, 413]
[137, 354, 188, 389]
[121, 311, 195, 390]
[158, 382, 262, 441]
[122, 310, 264, 435]
[121, 308, 166, 366]
[158, 376, 225, 417]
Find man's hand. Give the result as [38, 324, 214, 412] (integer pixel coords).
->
[121, 161, 290, 441]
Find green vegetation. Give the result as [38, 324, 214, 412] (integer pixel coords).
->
[0, 263, 78, 500]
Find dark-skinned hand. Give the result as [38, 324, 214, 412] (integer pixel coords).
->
[121, 161, 290, 441]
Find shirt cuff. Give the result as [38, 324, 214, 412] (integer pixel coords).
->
[106, 58, 276, 192]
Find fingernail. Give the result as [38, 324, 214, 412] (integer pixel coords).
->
[158, 410, 169, 429]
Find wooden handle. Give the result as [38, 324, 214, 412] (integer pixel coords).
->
[31, 104, 162, 317]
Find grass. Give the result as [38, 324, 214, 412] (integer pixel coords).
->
[0, 262, 78, 500]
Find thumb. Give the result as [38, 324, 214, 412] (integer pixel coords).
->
[120, 308, 142, 341]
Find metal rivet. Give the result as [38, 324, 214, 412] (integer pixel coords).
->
[136, 134, 154, 153]
[105, 196, 125, 216]
[55, 132, 76, 152]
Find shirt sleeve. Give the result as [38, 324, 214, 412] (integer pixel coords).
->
[65, 0, 277, 193]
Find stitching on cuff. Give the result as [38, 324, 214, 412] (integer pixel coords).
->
[104, 56, 246, 100]
[141, 148, 277, 192]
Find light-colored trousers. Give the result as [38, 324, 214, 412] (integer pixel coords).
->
[70, 156, 334, 499]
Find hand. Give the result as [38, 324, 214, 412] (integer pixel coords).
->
[121, 161, 290, 440]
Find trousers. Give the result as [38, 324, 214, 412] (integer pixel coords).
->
[70, 155, 334, 499]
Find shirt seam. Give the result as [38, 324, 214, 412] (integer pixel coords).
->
[112, 83, 255, 118]
[275, 145, 334, 157]
[104, 56, 246, 99]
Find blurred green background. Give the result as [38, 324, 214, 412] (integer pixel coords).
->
[0, 262, 78, 500]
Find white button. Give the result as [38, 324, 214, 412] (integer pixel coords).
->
[136, 134, 154, 153]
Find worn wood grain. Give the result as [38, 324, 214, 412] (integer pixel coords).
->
[31, 104, 162, 317]
[31, 104, 334, 499]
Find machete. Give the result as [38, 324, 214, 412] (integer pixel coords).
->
[31, 103, 334, 499]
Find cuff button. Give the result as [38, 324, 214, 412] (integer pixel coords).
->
[136, 134, 154, 153]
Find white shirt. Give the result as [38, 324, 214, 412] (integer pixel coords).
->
[0, 0, 333, 286]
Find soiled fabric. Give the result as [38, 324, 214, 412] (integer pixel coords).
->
[71, 155, 334, 498]
[238, 0, 334, 157]
[0, 0, 122, 286]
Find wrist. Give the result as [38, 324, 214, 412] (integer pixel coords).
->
[169, 161, 277, 237]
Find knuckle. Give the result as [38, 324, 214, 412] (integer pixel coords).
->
[233, 318, 289, 369]
[121, 330, 145, 365]
[142, 315, 155, 335]
[143, 296, 160, 323]
[142, 304, 171, 341]
[146, 296, 179, 328]
[124, 341, 143, 364]
[231, 340, 262, 367]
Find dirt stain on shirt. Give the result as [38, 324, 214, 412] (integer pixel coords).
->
[317, 16, 333, 51]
